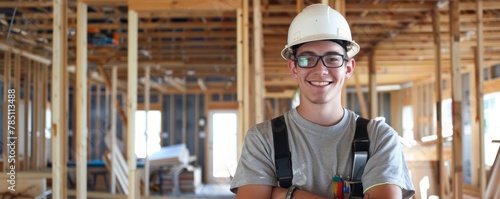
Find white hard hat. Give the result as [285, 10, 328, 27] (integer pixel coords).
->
[281, 4, 360, 60]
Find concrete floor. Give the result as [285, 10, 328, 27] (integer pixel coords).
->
[177, 184, 234, 199]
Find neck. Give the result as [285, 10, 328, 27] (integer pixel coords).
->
[296, 102, 344, 126]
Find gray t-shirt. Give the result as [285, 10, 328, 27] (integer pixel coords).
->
[230, 108, 415, 198]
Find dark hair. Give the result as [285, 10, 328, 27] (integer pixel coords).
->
[291, 39, 348, 58]
[331, 40, 348, 53]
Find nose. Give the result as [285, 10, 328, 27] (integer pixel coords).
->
[312, 58, 329, 75]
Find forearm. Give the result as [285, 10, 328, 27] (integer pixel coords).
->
[363, 184, 402, 199]
[272, 187, 331, 199]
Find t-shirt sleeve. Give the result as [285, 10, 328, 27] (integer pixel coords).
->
[230, 123, 278, 193]
[362, 120, 416, 199]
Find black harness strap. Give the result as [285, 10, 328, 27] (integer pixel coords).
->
[272, 114, 371, 194]
[353, 117, 370, 154]
[272, 115, 293, 188]
[351, 116, 370, 198]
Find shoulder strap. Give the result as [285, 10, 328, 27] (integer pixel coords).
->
[353, 116, 370, 152]
[351, 116, 370, 182]
[271, 115, 293, 188]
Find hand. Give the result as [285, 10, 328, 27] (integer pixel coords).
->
[271, 187, 287, 199]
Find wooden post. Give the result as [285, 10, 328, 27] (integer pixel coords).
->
[104, 86, 110, 156]
[332, 0, 346, 15]
[253, 0, 264, 124]
[42, 64, 49, 170]
[182, 93, 187, 144]
[475, 0, 486, 198]
[127, 9, 139, 199]
[432, 7, 447, 199]
[111, 66, 118, 194]
[52, 0, 69, 197]
[72, 81, 77, 163]
[122, 91, 127, 156]
[160, 93, 165, 147]
[144, 66, 151, 197]
[96, 85, 101, 158]
[353, 74, 368, 117]
[194, 94, 200, 165]
[32, 63, 38, 170]
[449, 1, 463, 198]
[23, 59, 31, 171]
[296, 0, 303, 13]
[13, 53, 20, 177]
[236, 7, 245, 156]
[3, 50, 11, 173]
[88, 84, 92, 161]
[170, 94, 175, 145]
[368, 50, 377, 118]
[243, 0, 251, 129]
[76, 1, 88, 198]
[203, 91, 210, 180]
[378, 92, 384, 117]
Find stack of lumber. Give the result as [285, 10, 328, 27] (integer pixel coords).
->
[158, 166, 201, 194]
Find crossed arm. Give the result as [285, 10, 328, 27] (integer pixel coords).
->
[236, 184, 402, 199]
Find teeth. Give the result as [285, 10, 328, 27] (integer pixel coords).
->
[310, 81, 330, 86]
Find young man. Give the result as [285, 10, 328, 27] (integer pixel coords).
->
[230, 4, 415, 199]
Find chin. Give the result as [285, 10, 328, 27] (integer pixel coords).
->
[307, 97, 329, 105]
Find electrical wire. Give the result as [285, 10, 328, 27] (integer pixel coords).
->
[6, 0, 20, 43]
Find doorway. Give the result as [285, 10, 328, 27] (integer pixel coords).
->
[206, 110, 238, 184]
[134, 110, 162, 159]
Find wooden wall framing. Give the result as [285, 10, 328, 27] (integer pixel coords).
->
[52, 0, 69, 197]
[76, 1, 89, 198]
[449, 1, 464, 198]
[2, 50, 11, 174]
[473, 1, 486, 197]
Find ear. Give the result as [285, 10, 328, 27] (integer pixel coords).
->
[288, 60, 298, 79]
[344, 58, 355, 79]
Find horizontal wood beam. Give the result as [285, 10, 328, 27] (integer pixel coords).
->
[15, 21, 238, 31]
[484, 78, 500, 93]
[17, 10, 236, 19]
[265, 89, 296, 98]
[164, 76, 186, 92]
[0, 0, 127, 8]
[99, 60, 234, 68]
[0, 171, 52, 179]
[260, 2, 500, 12]
[79, 0, 127, 5]
[67, 190, 127, 199]
[0, 42, 51, 65]
[144, 80, 168, 93]
[129, 0, 242, 11]
[198, 78, 208, 92]
[403, 143, 452, 161]
[0, 1, 53, 7]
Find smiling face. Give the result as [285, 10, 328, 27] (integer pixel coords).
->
[288, 40, 355, 106]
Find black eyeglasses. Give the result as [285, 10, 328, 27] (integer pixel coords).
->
[294, 54, 347, 68]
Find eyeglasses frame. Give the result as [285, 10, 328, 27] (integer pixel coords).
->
[293, 53, 348, 68]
